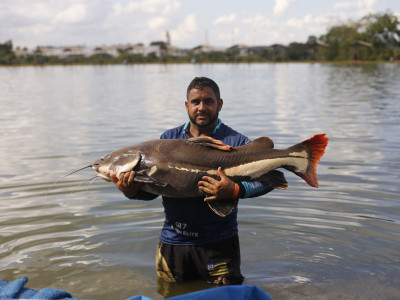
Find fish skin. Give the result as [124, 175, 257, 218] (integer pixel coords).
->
[92, 134, 329, 217]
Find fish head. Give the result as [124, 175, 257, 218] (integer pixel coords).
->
[92, 149, 141, 182]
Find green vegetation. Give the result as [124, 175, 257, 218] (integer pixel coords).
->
[1, 11, 399, 65]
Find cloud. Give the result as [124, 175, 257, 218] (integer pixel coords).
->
[273, 0, 295, 15]
[286, 14, 313, 28]
[333, 0, 377, 17]
[334, 0, 376, 11]
[113, 0, 181, 16]
[161, 0, 181, 15]
[243, 14, 275, 27]
[0, 2, 58, 22]
[213, 14, 237, 25]
[26, 24, 53, 35]
[1, 0, 395, 50]
[285, 13, 331, 40]
[170, 13, 198, 45]
[147, 16, 167, 29]
[53, 3, 86, 24]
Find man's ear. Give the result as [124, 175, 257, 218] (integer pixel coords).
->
[185, 101, 189, 112]
[218, 98, 223, 112]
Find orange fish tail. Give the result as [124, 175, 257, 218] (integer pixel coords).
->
[299, 134, 329, 187]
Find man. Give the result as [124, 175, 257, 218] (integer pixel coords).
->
[111, 77, 272, 286]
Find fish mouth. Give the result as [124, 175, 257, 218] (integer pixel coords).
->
[97, 173, 112, 182]
[91, 163, 112, 182]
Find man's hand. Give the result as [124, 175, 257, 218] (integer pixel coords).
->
[110, 171, 141, 198]
[198, 167, 236, 202]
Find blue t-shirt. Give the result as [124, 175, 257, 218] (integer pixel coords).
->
[159, 120, 249, 245]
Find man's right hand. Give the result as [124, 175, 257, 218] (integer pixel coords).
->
[110, 171, 141, 198]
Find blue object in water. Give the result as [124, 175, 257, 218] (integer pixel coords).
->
[0, 277, 77, 299]
[127, 285, 273, 300]
[1, 277, 273, 300]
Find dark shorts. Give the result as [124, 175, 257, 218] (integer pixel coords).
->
[155, 235, 244, 285]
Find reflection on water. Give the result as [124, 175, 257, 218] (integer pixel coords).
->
[0, 63, 399, 299]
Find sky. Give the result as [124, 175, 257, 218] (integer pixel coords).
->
[1, 0, 399, 50]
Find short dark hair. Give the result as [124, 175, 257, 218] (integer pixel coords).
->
[186, 77, 220, 100]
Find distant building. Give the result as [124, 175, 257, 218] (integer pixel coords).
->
[62, 46, 90, 57]
[192, 44, 213, 55]
[227, 44, 250, 57]
[166, 45, 189, 57]
[248, 46, 269, 55]
[266, 44, 288, 61]
[191, 44, 226, 55]
[12, 48, 29, 56]
[350, 40, 372, 60]
[93, 46, 119, 57]
[33, 46, 90, 57]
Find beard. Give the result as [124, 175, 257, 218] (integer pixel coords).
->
[189, 111, 219, 128]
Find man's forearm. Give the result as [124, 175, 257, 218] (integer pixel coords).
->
[238, 181, 274, 198]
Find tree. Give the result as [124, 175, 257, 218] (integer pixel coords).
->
[359, 11, 400, 59]
[319, 23, 360, 60]
[288, 42, 308, 61]
[0, 40, 16, 64]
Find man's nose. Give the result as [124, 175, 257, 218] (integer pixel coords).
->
[198, 100, 207, 110]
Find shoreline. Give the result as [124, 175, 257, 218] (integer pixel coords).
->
[1, 60, 399, 67]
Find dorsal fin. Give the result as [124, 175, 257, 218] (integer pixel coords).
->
[187, 137, 235, 151]
[250, 137, 274, 149]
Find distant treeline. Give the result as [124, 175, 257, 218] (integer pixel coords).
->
[1, 11, 399, 65]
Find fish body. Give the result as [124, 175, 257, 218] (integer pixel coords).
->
[92, 134, 328, 216]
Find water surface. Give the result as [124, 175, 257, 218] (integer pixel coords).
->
[1, 63, 399, 299]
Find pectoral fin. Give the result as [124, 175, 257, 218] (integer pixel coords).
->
[207, 198, 239, 217]
[258, 170, 288, 189]
[133, 174, 167, 187]
[113, 153, 141, 179]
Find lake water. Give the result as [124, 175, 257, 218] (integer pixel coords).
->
[1, 63, 399, 299]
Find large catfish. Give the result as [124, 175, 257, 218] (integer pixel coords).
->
[92, 134, 329, 217]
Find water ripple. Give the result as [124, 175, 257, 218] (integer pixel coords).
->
[1, 63, 399, 299]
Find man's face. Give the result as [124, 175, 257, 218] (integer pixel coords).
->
[186, 87, 223, 128]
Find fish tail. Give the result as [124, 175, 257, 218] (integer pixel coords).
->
[298, 134, 329, 187]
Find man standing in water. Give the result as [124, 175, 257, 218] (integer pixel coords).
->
[111, 77, 272, 285]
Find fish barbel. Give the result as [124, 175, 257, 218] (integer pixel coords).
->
[92, 134, 329, 217]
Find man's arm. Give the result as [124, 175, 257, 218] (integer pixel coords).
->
[238, 181, 274, 198]
[198, 167, 273, 202]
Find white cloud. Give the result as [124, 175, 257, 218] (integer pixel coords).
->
[1, 0, 397, 49]
[161, 0, 181, 15]
[286, 13, 314, 28]
[113, 0, 180, 16]
[273, 0, 295, 15]
[170, 13, 198, 44]
[147, 16, 167, 29]
[333, 1, 358, 10]
[1, 2, 58, 21]
[26, 24, 53, 35]
[334, 0, 376, 11]
[333, 0, 377, 17]
[243, 14, 275, 27]
[213, 14, 237, 25]
[53, 3, 86, 24]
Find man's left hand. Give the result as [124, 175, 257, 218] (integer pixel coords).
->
[198, 167, 235, 202]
